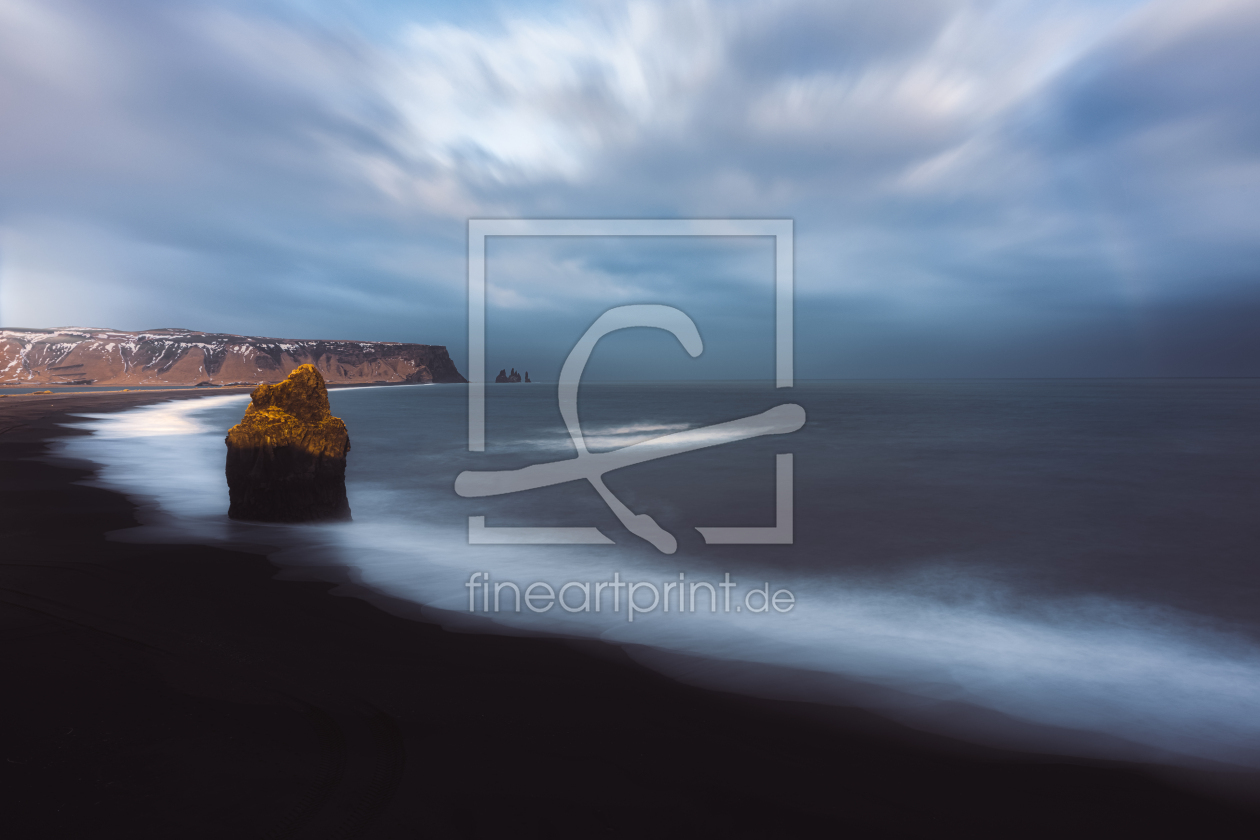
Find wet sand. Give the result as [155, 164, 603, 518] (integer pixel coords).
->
[2, 391, 1258, 838]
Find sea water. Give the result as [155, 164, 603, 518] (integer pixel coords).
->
[60, 379, 1260, 770]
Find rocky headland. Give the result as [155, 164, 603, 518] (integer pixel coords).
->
[0, 327, 466, 387]
[225, 365, 351, 522]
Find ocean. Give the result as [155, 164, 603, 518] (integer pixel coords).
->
[60, 379, 1260, 771]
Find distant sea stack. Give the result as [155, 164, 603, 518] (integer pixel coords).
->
[0, 327, 466, 386]
[225, 365, 351, 522]
[495, 368, 524, 383]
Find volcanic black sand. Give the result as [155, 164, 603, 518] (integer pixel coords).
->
[2, 391, 1258, 838]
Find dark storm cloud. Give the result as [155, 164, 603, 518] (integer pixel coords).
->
[730, 0, 954, 76]
[0, 0, 1257, 376]
[1048, 3, 1260, 148]
[1022, 1, 1260, 325]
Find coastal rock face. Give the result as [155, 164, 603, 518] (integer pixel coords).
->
[0, 327, 466, 386]
[225, 365, 351, 522]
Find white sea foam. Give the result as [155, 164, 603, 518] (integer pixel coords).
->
[59, 395, 250, 535]
[71, 393, 249, 438]
[57, 391, 1260, 772]
[313, 515, 1260, 768]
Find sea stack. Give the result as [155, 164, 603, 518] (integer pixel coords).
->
[495, 368, 523, 383]
[225, 364, 351, 522]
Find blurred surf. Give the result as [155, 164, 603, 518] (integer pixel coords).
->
[60, 379, 1260, 770]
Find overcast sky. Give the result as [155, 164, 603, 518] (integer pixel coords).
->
[1, 0, 1256, 378]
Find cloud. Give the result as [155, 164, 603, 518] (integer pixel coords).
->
[1030, 0, 1260, 296]
[0, 0, 1256, 376]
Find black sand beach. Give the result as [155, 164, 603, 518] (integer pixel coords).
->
[2, 391, 1259, 838]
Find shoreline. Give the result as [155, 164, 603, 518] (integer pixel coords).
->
[3, 391, 1259, 837]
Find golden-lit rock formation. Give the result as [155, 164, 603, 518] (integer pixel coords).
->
[225, 365, 351, 522]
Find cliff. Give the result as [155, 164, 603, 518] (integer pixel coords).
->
[225, 365, 351, 522]
[0, 327, 466, 387]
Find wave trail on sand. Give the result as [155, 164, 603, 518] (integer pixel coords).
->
[56, 387, 1260, 773]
